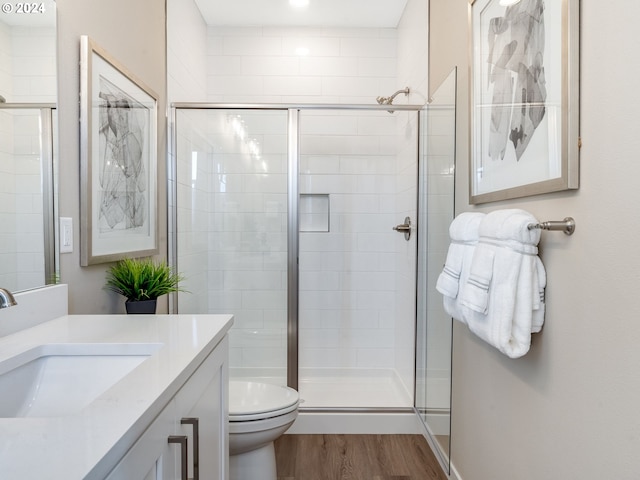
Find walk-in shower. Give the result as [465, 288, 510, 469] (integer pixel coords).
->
[170, 103, 420, 411]
[169, 81, 456, 466]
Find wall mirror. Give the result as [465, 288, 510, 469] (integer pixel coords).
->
[416, 66, 457, 472]
[0, 0, 58, 293]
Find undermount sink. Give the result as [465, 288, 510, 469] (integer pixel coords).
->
[0, 343, 162, 418]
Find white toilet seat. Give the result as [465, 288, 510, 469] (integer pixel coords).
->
[227, 380, 300, 480]
[229, 381, 299, 422]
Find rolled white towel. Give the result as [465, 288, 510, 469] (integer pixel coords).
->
[460, 209, 546, 358]
[436, 212, 485, 323]
[460, 246, 494, 315]
[531, 256, 546, 333]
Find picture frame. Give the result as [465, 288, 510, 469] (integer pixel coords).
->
[80, 35, 158, 265]
[469, 0, 579, 204]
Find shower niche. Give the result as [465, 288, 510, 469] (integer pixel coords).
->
[299, 194, 329, 233]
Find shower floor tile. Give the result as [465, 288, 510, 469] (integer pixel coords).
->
[298, 371, 412, 409]
[229, 368, 413, 409]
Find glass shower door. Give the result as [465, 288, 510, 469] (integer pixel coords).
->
[174, 108, 290, 385]
[297, 109, 418, 409]
[174, 105, 422, 408]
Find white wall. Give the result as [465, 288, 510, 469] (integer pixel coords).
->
[430, 0, 640, 478]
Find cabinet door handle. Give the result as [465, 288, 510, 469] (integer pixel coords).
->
[181, 417, 200, 480]
[168, 435, 188, 480]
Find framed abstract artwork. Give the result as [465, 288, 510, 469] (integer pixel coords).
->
[80, 36, 158, 265]
[469, 0, 580, 204]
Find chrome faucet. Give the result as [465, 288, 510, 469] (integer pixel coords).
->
[0, 288, 17, 309]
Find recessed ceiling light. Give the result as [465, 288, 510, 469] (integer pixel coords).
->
[295, 46, 310, 56]
[499, 0, 522, 5]
[289, 0, 310, 8]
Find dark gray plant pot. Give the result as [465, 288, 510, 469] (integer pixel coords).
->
[125, 299, 157, 314]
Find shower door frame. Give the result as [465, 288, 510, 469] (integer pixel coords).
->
[169, 103, 423, 405]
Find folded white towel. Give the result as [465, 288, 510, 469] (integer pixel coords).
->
[460, 209, 546, 358]
[531, 256, 546, 333]
[461, 246, 494, 315]
[436, 212, 485, 323]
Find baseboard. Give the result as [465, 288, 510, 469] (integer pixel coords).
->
[449, 461, 463, 480]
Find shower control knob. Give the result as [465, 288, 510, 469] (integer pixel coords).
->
[393, 217, 412, 241]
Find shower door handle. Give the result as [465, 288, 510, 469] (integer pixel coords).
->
[393, 217, 412, 241]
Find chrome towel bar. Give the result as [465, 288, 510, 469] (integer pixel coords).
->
[527, 217, 576, 235]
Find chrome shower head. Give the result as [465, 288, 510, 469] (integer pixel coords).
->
[375, 87, 410, 105]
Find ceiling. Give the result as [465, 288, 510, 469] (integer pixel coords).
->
[194, 0, 409, 28]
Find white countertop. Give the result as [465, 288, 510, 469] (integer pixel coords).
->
[0, 314, 233, 479]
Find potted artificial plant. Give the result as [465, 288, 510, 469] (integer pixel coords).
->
[105, 257, 185, 314]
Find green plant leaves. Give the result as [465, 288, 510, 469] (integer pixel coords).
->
[105, 258, 185, 302]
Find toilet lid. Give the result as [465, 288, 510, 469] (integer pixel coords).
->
[229, 381, 299, 419]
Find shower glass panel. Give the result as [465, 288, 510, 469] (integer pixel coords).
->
[416, 68, 457, 472]
[0, 107, 56, 292]
[174, 108, 289, 385]
[173, 105, 421, 410]
[297, 109, 418, 409]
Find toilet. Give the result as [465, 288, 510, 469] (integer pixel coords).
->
[228, 380, 299, 480]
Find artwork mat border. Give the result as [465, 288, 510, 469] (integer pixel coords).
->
[468, 0, 579, 204]
[80, 35, 159, 266]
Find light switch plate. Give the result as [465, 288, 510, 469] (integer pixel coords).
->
[60, 217, 73, 253]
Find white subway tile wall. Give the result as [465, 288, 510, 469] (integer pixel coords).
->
[167, 0, 208, 101]
[394, 0, 429, 401]
[0, 22, 11, 98]
[206, 26, 397, 104]
[10, 27, 56, 103]
[174, 110, 212, 314]
[13, 111, 45, 291]
[175, 109, 289, 374]
[298, 109, 413, 379]
[0, 24, 55, 290]
[0, 108, 17, 288]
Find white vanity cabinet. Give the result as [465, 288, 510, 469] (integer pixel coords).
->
[105, 336, 229, 480]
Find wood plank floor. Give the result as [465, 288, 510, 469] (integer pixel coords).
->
[274, 434, 448, 480]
